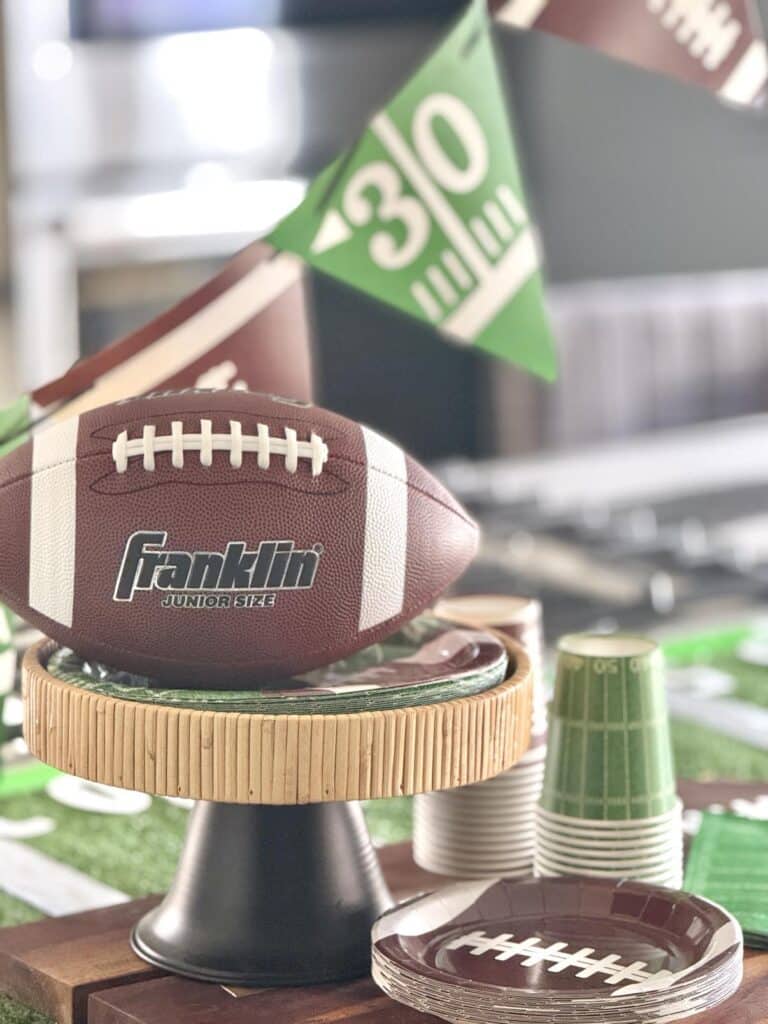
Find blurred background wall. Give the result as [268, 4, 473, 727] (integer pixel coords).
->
[0, 0, 767, 459]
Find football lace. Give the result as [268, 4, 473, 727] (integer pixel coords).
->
[443, 930, 675, 988]
[112, 420, 329, 476]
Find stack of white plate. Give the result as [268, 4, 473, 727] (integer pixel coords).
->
[413, 743, 545, 878]
[534, 799, 684, 888]
[415, 594, 547, 878]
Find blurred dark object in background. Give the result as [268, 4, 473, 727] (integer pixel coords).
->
[70, 0, 467, 37]
[439, 414, 768, 638]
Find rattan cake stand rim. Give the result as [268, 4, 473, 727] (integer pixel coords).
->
[22, 633, 532, 804]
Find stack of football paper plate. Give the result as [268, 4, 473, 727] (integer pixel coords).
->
[47, 616, 508, 715]
[414, 596, 545, 878]
[534, 632, 683, 888]
[371, 876, 743, 1024]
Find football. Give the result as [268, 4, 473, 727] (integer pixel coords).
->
[494, 0, 767, 106]
[0, 389, 478, 685]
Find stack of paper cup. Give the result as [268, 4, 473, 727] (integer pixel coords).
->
[534, 633, 683, 888]
[413, 596, 546, 878]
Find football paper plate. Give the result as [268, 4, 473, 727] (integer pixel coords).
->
[46, 616, 508, 715]
[372, 876, 742, 1024]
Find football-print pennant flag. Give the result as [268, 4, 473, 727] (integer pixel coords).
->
[493, 0, 768, 108]
[269, 0, 557, 380]
[0, 242, 313, 456]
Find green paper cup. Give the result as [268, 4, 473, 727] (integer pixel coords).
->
[536, 800, 681, 832]
[540, 634, 677, 821]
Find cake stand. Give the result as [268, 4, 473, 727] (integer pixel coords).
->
[22, 634, 532, 987]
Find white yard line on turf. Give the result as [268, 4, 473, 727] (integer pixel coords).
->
[0, 839, 129, 916]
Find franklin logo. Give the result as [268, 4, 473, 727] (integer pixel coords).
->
[114, 531, 322, 602]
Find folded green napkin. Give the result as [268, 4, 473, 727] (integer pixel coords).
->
[685, 811, 768, 949]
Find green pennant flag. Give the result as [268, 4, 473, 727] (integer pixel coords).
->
[269, 0, 556, 379]
[0, 395, 31, 458]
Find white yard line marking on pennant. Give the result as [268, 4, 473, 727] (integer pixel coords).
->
[497, 184, 529, 226]
[470, 216, 502, 258]
[426, 265, 458, 306]
[52, 254, 303, 422]
[411, 282, 442, 321]
[443, 228, 539, 342]
[483, 199, 514, 241]
[441, 249, 472, 290]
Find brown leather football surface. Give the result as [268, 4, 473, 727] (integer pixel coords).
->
[0, 389, 478, 686]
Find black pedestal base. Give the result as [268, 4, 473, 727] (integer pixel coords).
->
[131, 801, 393, 986]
